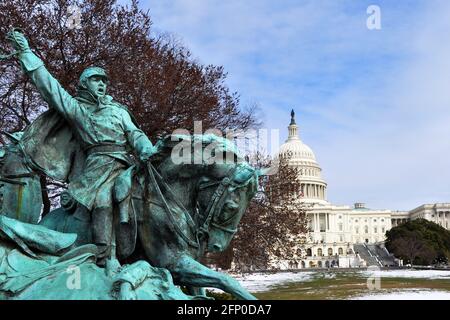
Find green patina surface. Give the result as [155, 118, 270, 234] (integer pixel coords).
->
[0, 29, 260, 300]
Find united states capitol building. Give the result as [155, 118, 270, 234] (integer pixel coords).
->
[271, 111, 450, 269]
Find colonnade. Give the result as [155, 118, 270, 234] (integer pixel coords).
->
[301, 183, 326, 199]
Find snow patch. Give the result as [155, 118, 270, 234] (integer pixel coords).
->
[361, 269, 450, 279]
[208, 271, 314, 293]
[352, 289, 450, 300]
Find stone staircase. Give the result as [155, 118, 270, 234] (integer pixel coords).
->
[353, 244, 382, 267]
[367, 244, 397, 267]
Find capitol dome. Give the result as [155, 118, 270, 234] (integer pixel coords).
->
[276, 110, 328, 204]
[278, 135, 316, 162]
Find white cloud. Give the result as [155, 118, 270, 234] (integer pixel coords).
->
[139, 0, 450, 210]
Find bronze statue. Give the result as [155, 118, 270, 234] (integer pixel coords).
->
[0, 30, 261, 300]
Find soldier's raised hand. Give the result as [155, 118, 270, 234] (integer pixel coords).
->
[6, 29, 30, 52]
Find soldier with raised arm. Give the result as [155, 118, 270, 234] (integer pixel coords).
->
[6, 30, 156, 266]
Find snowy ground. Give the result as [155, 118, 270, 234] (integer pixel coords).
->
[207, 271, 315, 293]
[226, 269, 450, 292]
[208, 269, 450, 299]
[361, 269, 450, 279]
[231, 271, 315, 292]
[352, 289, 450, 300]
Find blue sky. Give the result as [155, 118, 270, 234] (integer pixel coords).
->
[130, 0, 450, 211]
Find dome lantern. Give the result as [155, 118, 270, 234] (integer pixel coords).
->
[288, 109, 300, 141]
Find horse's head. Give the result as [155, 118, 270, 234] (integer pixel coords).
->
[196, 161, 258, 253]
[151, 134, 258, 254]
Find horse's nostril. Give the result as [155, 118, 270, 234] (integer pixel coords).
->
[213, 244, 222, 252]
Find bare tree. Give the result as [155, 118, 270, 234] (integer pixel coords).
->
[209, 152, 309, 271]
[0, 0, 259, 214]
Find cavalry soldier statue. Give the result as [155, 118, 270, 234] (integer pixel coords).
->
[6, 30, 156, 267]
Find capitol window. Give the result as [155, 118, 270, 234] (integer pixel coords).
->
[374, 227, 377, 233]
[364, 226, 368, 234]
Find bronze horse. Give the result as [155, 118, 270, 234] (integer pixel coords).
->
[37, 134, 259, 299]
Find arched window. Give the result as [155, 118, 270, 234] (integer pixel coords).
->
[317, 248, 323, 256]
[365, 226, 369, 234]
[306, 248, 312, 256]
[318, 261, 323, 268]
[338, 247, 344, 255]
[328, 248, 333, 256]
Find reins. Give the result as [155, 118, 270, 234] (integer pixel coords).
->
[146, 162, 199, 249]
[145, 162, 255, 253]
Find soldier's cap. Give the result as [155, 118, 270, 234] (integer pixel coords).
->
[79, 67, 109, 86]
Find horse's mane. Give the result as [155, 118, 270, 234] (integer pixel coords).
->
[152, 134, 245, 165]
[151, 134, 258, 196]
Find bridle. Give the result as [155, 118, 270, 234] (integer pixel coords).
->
[196, 167, 241, 238]
[146, 162, 256, 254]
